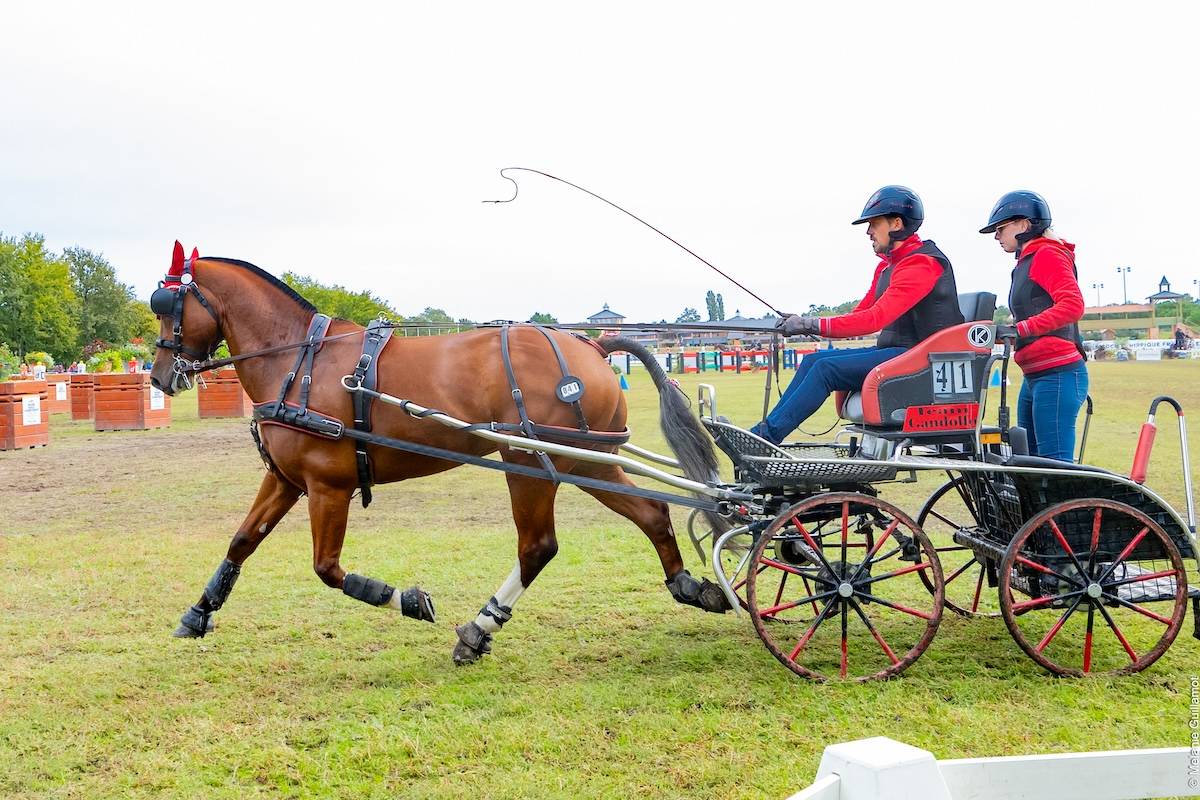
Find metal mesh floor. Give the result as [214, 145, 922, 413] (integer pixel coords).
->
[702, 418, 898, 485]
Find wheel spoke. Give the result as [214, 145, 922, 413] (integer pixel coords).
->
[760, 588, 840, 618]
[853, 591, 934, 620]
[840, 501, 849, 573]
[848, 599, 900, 665]
[732, 564, 768, 593]
[1011, 590, 1085, 614]
[773, 571, 788, 609]
[1034, 594, 1085, 653]
[1101, 592, 1175, 625]
[848, 519, 901, 583]
[759, 557, 834, 585]
[1097, 527, 1151, 583]
[1083, 604, 1095, 673]
[1103, 568, 1180, 589]
[858, 561, 933, 587]
[928, 508, 965, 529]
[1086, 508, 1102, 574]
[787, 597, 838, 660]
[1047, 519, 1087, 579]
[801, 575, 820, 616]
[792, 516, 837, 576]
[1016, 554, 1085, 587]
[839, 602, 849, 679]
[944, 557, 979, 585]
[1095, 602, 1139, 662]
[971, 565, 985, 613]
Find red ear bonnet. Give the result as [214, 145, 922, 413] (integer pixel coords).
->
[166, 240, 186, 286]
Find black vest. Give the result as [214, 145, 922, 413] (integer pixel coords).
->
[874, 240, 964, 349]
[1009, 248, 1084, 355]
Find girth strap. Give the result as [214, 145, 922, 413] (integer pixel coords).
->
[351, 320, 395, 508]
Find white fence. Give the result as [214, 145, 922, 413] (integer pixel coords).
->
[787, 737, 1194, 800]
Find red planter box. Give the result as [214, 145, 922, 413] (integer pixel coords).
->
[44, 374, 71, 414]
[0, 380, 49, 450]
[70, 374, 94, 420]
[197, 369, 252, 418]
[94, 373, 172, 431]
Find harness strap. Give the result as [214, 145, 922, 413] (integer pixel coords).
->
[530, 322, 589, 432]
[500, 325, 559, 481]
[275, 314, 332, 409]
[350, 320, 394, 508]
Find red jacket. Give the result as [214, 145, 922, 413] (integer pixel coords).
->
[1012, 238, 1085, 374]
[820, 234, 945, 338]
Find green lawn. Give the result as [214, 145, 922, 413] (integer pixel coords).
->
[1, 361, 1197, 798]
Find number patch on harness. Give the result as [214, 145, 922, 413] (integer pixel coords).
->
[555, 376, 585, 403]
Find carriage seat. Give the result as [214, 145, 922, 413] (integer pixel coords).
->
[834, 292, 998, 435]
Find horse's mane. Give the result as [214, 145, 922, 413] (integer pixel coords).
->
[203, 257, 319, 315]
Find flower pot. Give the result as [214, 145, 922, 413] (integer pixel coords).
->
[93, 373, 171, 431]
[70, 374, 95, 420]
[44, 374, 71, 414]
[0, 380, 49, 450]
[197, 369, 253, 418]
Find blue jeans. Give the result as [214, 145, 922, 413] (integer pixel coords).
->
[751, 346, 906, 444]
[1016, 360, 1089, 461]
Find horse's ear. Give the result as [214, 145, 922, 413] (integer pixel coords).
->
[170, 241, 185, 275]
[190, 247, 200, 261]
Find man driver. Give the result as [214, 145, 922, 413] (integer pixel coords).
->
[749, 185, 965, 444]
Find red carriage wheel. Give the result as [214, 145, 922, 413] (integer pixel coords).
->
[917, 477, 1004, 617]
[998, 499, 1188, 676]
[747, 493, 944, 681]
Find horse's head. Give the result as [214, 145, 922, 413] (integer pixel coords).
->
[149, 241, 224, 395]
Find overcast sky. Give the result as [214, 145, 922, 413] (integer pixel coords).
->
[3, 1, 1197, 324]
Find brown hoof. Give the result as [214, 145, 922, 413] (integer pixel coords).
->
[452, 621, 492, 665]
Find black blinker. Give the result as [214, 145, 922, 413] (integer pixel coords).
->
[150, 286, 178, 317]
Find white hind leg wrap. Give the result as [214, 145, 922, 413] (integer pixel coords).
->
[473, 563, 525, 634]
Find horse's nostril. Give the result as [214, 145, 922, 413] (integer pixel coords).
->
[150, 376, 162, 390]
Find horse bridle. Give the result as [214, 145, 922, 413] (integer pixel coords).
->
[150, 259, 369, 386]
[150, 256, 223, 386]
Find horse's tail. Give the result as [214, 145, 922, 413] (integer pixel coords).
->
[598, 337, 723, 501]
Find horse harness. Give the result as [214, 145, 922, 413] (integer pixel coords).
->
[250, 320, 629, 507]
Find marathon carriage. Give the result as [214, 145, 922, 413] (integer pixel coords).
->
[688, 292, 1198, 680]
[153, 249, 1196, 682]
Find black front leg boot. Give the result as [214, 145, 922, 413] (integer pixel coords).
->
[665, 569, 732, 613]
[173, 559, 242, 638]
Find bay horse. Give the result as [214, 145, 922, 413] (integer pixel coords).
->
[150, 243, 731, 665]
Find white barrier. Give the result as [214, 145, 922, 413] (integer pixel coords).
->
[786, 737, 1194, 800]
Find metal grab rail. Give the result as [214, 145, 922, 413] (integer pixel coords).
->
[1146, 396, 1196, 534]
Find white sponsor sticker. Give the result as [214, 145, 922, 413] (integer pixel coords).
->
[149, 387, 165, 410]
[22, 395, 41, 426]
[56, 382, 67, 401]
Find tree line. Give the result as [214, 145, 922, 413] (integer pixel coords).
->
[0, 231, 565, 375]
[0, 234, 158, 365]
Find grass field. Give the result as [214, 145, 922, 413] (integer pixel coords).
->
[1, 361, 1198, 798]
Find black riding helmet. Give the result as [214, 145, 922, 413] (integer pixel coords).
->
[980, 190, 1051, 244]
[851, 185, 924, 241]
